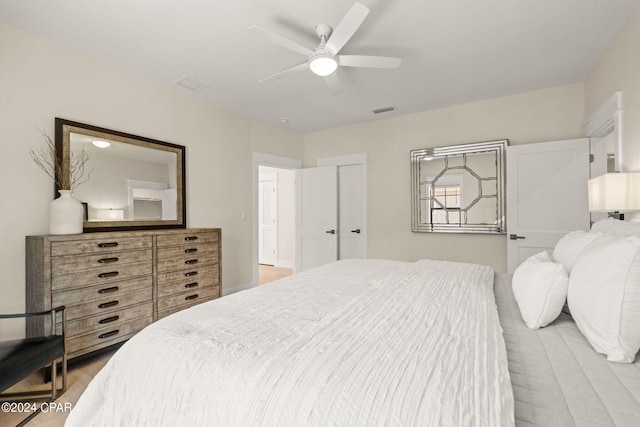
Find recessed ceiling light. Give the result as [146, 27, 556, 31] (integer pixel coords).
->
[280, 118, 289, 124]
[92, 140, 111, 148]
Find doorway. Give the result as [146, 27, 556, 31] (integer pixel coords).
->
[258, 166, 294, 284]
[254, 155, 300, 285]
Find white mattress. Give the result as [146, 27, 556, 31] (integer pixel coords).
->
[495, 273, 640, 427]
[66, 259, 514, 427]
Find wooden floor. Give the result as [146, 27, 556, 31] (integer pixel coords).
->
[259, 264, 293, 285]
[0, 349, 115, 426]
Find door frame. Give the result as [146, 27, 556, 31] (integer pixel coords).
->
[317, 152, 368, 259]
[252, 152, 302, 286]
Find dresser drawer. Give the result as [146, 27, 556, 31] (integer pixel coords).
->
[58, 302, 153, 338]
[52, 249, 152, 275]
[157, 264, 219, 287]
[51, 236, 152, 256]
[157, 286, 218, 312]
[156, 231, 219, 248]
[57, 287, 152, 322]
[52, 277, 151, 306]
[157, 293, 217, 320]
[156, 243, 218, 261]
[156, 252, 218, 274]
[66, 315, 153, 356]
[52, 261, 152, 290]
[159, 278, 219, 298]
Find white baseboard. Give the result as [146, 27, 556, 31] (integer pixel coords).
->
[222, 282, 256, 296]
[275, 260, 294, 269]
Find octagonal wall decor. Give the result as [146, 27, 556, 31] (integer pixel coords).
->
[411, 140, 507, 233]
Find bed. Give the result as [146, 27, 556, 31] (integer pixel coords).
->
[66, 259, 514, 426]
[66, 238, 640, 426]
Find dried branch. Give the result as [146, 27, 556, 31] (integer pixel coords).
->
[30, 129, 92, 191]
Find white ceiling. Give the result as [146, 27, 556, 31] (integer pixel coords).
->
[1, 0, 638, 133]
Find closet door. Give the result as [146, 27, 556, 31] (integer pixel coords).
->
[295, 166, 338, 272]
[338, 164, 364, 259]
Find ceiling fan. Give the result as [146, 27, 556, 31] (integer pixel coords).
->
[249, 2, 401, 93]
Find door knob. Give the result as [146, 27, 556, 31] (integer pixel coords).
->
[351, 229, 361, 234]
[509, 234, 526, 240]
[325, 230, 336, 234]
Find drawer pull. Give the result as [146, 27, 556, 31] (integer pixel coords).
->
[98, 286, 119, 294]
[97, 242, 119, 248]
[185, 236, 198, 241]
[185, 294, 199, 301]
[98, 300, 119, 309]
[98, 271, 119, 278]
[98, 315, 119, 324]
[185, 271, 198, 277]
[185, 259, 198, 265]
[97, 257, 119, 264]
[185, 248, 198, 253]
[99, 330, 119, 339]
[185, 282, 199, 288]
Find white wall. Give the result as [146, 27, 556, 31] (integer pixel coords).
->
[304, 84, 585, 272]
[584, 8, 640, 172]
[0, 22, 303, 339]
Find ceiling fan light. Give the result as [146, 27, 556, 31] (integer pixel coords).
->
[309, 55, 338, 76]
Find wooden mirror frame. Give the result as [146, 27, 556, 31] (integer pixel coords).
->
[55, 118, 186, 232]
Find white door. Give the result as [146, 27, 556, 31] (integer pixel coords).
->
[295, 166, 338, 272]
[258, 174, 277, 265]
[338, 164, 364, 259]
[507, 139, 590, 273]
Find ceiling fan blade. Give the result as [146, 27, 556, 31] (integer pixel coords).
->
[259, 62, 309, 83]
[325, 2, 369, 55]
[249, 25, 314, 57]
[324, 72, 342, 94]
[338, 55, 401, 69]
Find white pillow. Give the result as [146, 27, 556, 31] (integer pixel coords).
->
[512, 251, 569, 329]
[591, 218, 640, 237]
[553, 230, 601, 272]
[568, 235, 640, 363]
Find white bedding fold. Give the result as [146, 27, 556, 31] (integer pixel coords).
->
[66, 259, 514, 427]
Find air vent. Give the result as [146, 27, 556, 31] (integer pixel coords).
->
[175, 76, 211, 92]
[372, 106, 396, 114]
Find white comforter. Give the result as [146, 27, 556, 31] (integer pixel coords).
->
[66, 259, 514, 427]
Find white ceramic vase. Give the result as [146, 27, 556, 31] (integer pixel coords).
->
[49, 190, 83, 235]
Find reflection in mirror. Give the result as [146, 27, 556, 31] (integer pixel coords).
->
[411, 140, 507, 233]
[56, 118, 186, 231]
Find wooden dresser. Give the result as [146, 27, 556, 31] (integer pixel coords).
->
[26, 228, 221, 360]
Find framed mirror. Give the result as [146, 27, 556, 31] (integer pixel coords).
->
[411, 140, 507, 234]
[55, 118, 186, 232]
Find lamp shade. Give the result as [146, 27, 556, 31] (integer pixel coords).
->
[588, 172, 640, 212]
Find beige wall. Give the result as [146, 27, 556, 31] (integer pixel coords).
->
[0, 22, 303, 338]
[584, 8, 640, 172]
[304, 84, 585, 272]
